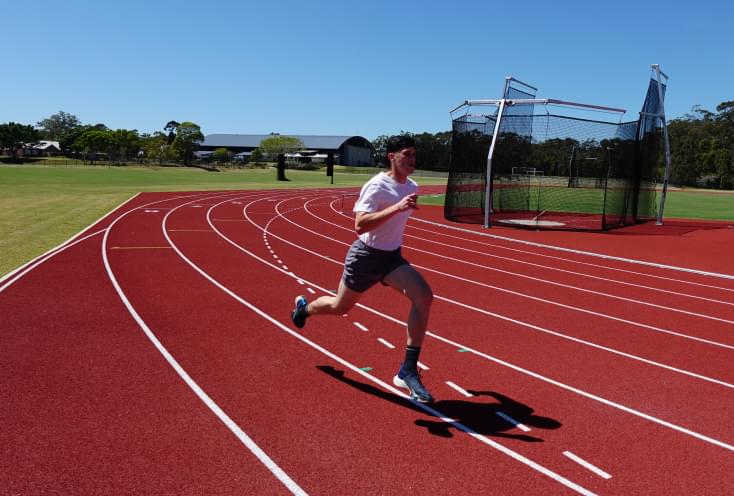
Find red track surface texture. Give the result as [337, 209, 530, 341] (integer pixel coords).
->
[2, 188, 734, 495]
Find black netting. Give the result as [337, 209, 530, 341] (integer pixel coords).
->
[445, 82, 664, 231]
[442, 114, 495, 223]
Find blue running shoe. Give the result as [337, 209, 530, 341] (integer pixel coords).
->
[393, 365, 434, 403]
[291, 295, 309, 328]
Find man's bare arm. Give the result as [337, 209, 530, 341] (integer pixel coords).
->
[354, 193, 418, 234]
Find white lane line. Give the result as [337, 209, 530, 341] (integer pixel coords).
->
[563, 451, 612, 480]
[436, 293, 734, 389]
[445, 381, 473, 397]
[328, 197, 734, 292]
[237, 193, 734, 453]
[399, 231, 734, 308]
[104, 193, 308, 496]
[0, 192, 143, 289]
[306, 288, 316, 294]
[411, 217, 734, 281]
[308, 198, 734, 351]
[1, 229, 105, 293]
[284, 198, 734, 383]
[160, 197, 600, 496]
[403, 222, 734, 294]
[496, 411, 531, 432]
[417, 361, 430, 371]
[0, 191, 219, 293]
[252, 202, 734, 451]
[377, 338, 395, 349]
[353, 322, 368, 332]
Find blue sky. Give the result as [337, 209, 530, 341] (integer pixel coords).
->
[3, 0, 732, 140]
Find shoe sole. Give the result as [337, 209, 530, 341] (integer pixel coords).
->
[393, 375, 432, 403]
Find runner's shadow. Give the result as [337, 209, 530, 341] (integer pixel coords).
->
[317, 366, 561, 442]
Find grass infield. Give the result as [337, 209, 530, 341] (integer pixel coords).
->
[0, 164, 445, 276]
[1, 164, 732, 277]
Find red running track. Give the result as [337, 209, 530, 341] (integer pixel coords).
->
[2, 188, 734, 495]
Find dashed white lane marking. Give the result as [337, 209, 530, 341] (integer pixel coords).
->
[282, 265, 289, 271]
[297, 279, 305, 285]
[353, 322, 368, 332]
[417, 361, 429, 371]
[144, 209, 159, 213]
[563, 451, 612, 480]
[306, 288, 316, 294]
[495, 411, 531, 432]
[445, 381, 473, 397]
[377, 338, 395, 349]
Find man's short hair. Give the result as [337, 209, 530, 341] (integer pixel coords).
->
[384, 135, 416, 165]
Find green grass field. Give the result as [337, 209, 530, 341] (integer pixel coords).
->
[0, 164, 446, 276]
[420, 188, 734, 220]
[1, 164, 732, 277]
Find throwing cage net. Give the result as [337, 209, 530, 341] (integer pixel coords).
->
[444, 76, 666, 231]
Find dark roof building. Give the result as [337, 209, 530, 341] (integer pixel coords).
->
[200, 134, 373, 166]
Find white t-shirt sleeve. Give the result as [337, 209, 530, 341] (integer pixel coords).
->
[353, 180, 382, 213]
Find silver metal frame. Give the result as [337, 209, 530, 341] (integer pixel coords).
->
[484, 98, 506, 227]
[652, 64, 672, 226]
[451, 79, 629, 228]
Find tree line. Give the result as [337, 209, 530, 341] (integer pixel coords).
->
[3, 103, 733, 189]
[667, 102, 733, 188]
[372, 101, 734, 189]
[0, 112, 205, 165]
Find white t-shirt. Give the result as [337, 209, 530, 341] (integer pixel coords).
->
[353, 172, 418, 251]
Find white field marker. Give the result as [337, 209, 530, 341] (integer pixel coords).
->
[377, 338, 395, 349]
[496, 411, 531, 432]
[296, 279, 304, 285]
[282, 265, 289, 271]
[445, 381, 473, 397]
[563, 451, 612, 480]
[353, 322, 368, 332]
[306, 288, 316, 294]
[417, 361, 429, 371]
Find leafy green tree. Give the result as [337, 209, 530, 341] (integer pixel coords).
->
[213, 147, 230, 163]
[36, 111, 81, 141]
[0, 122, 40, 158]
[60, 123, 108, 154]
[140, 132, 173, 164]
[164, 120, 179, 145]
[250, 148, 264, 163]
[110, 129, 141, 163]
[72, 129, 113, 162]
[371, 135, 389, 165]
[258, 135, 304, 160]
[171, 121, 204, 165]
[412, 131, 452, 171]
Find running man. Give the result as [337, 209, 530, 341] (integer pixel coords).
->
[290, 135, 434, 403]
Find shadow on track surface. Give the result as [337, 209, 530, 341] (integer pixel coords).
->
[317, 366, 561, 442]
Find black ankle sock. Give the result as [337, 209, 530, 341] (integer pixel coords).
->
[403, 346, 421, 372]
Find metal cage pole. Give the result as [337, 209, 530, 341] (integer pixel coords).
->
[653, 64, 672, 225]
[484, 98, 506, 228]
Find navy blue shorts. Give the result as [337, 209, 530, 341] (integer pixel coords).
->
[342, 239, 409, 293]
